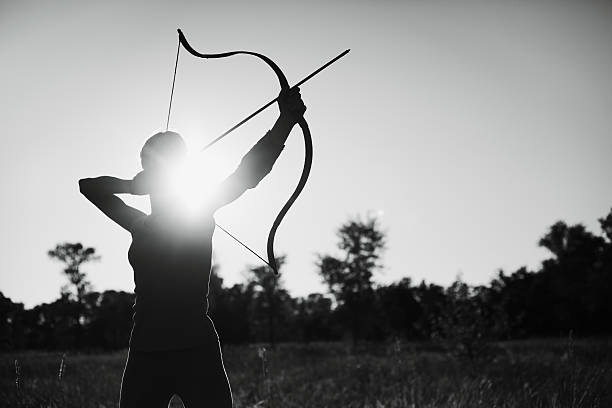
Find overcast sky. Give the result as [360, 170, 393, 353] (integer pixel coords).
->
[1, 0, 611, 308]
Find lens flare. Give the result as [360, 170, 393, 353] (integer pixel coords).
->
[163, 151, 232, 216]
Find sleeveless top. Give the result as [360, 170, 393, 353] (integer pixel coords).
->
[127, 212, 220, 351]
[126, 132, 285, 351]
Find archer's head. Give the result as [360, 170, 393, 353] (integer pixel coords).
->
[139, 131, 192, 211]
[141, 131, 188, 174]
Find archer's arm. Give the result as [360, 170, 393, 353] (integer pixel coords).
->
[211, 88, 306, 210]
[79, 176, 146, 233]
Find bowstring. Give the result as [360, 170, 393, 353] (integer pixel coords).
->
[165, 40, 181, 131]
[165, 35, 271, 268]
[215, 223, 273, 269]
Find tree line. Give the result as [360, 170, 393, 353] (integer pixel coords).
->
[1, 207, 610, 351]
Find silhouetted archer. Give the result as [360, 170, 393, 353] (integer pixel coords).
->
[79, 67, 306, 408]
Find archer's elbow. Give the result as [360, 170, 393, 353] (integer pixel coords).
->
[245, 178, 261, 190]
[245, 164, 275, 190]
[240, 174, 261, 190]
[79, 178, 95, 197]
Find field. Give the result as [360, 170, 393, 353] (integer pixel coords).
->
[1, 339, 611, 408]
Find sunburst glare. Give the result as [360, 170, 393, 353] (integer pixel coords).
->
[164, 149, 234, 216]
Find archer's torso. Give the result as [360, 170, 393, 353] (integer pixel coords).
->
[127, 212, 219, 351]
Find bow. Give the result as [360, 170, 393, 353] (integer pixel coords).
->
[175, 29, 313, 276]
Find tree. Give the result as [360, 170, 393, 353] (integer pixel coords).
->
[47, 242, 100, 346]
[486, 267, 538, 337]
[412, 281, 446, 338]
[0, 292, 25, 350]
[48, 242, 100, 303]
[317, 215, 386, 343]
[538, 220, 608, 334]
[376, 277, 420, 338]
[432, 279, 503, 360]
[295, 293, 336, 342]
[246, 257, 293, 347]
[599, 207, 612, 243]
[538, 221, 605, 268]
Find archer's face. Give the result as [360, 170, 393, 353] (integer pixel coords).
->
[141, 147, 180, 173]
[138, 148, 177, 195]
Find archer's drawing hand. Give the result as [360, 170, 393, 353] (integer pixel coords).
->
[278, 87, 306, 123]
[130, 171, 155, 195]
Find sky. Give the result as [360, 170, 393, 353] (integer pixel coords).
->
[1, 0, 611, 308]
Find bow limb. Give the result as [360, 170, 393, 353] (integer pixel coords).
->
[177, 29, 313, 275]
[178, 29, 290, 89]
[266, 118, 312, 275]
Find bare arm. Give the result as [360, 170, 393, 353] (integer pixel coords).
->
[210, 88, 306, 211]
[210, 116, 295, 211]
[79, 176, 146, 233]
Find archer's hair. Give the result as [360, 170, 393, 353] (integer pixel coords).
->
[140, 131, 187, 171]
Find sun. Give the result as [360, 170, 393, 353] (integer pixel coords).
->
[165, 150, 234, 216]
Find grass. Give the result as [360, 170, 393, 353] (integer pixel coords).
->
[0, 339, 611, 407]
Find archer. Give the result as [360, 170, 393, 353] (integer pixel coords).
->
[78, 87, 305, 407]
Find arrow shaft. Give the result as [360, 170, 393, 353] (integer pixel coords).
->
[199, 49, 350, 152]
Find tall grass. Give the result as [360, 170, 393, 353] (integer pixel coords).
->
[1, 339, 610, 408]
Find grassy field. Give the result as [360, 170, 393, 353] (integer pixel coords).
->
[1, 339, 611, 408]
